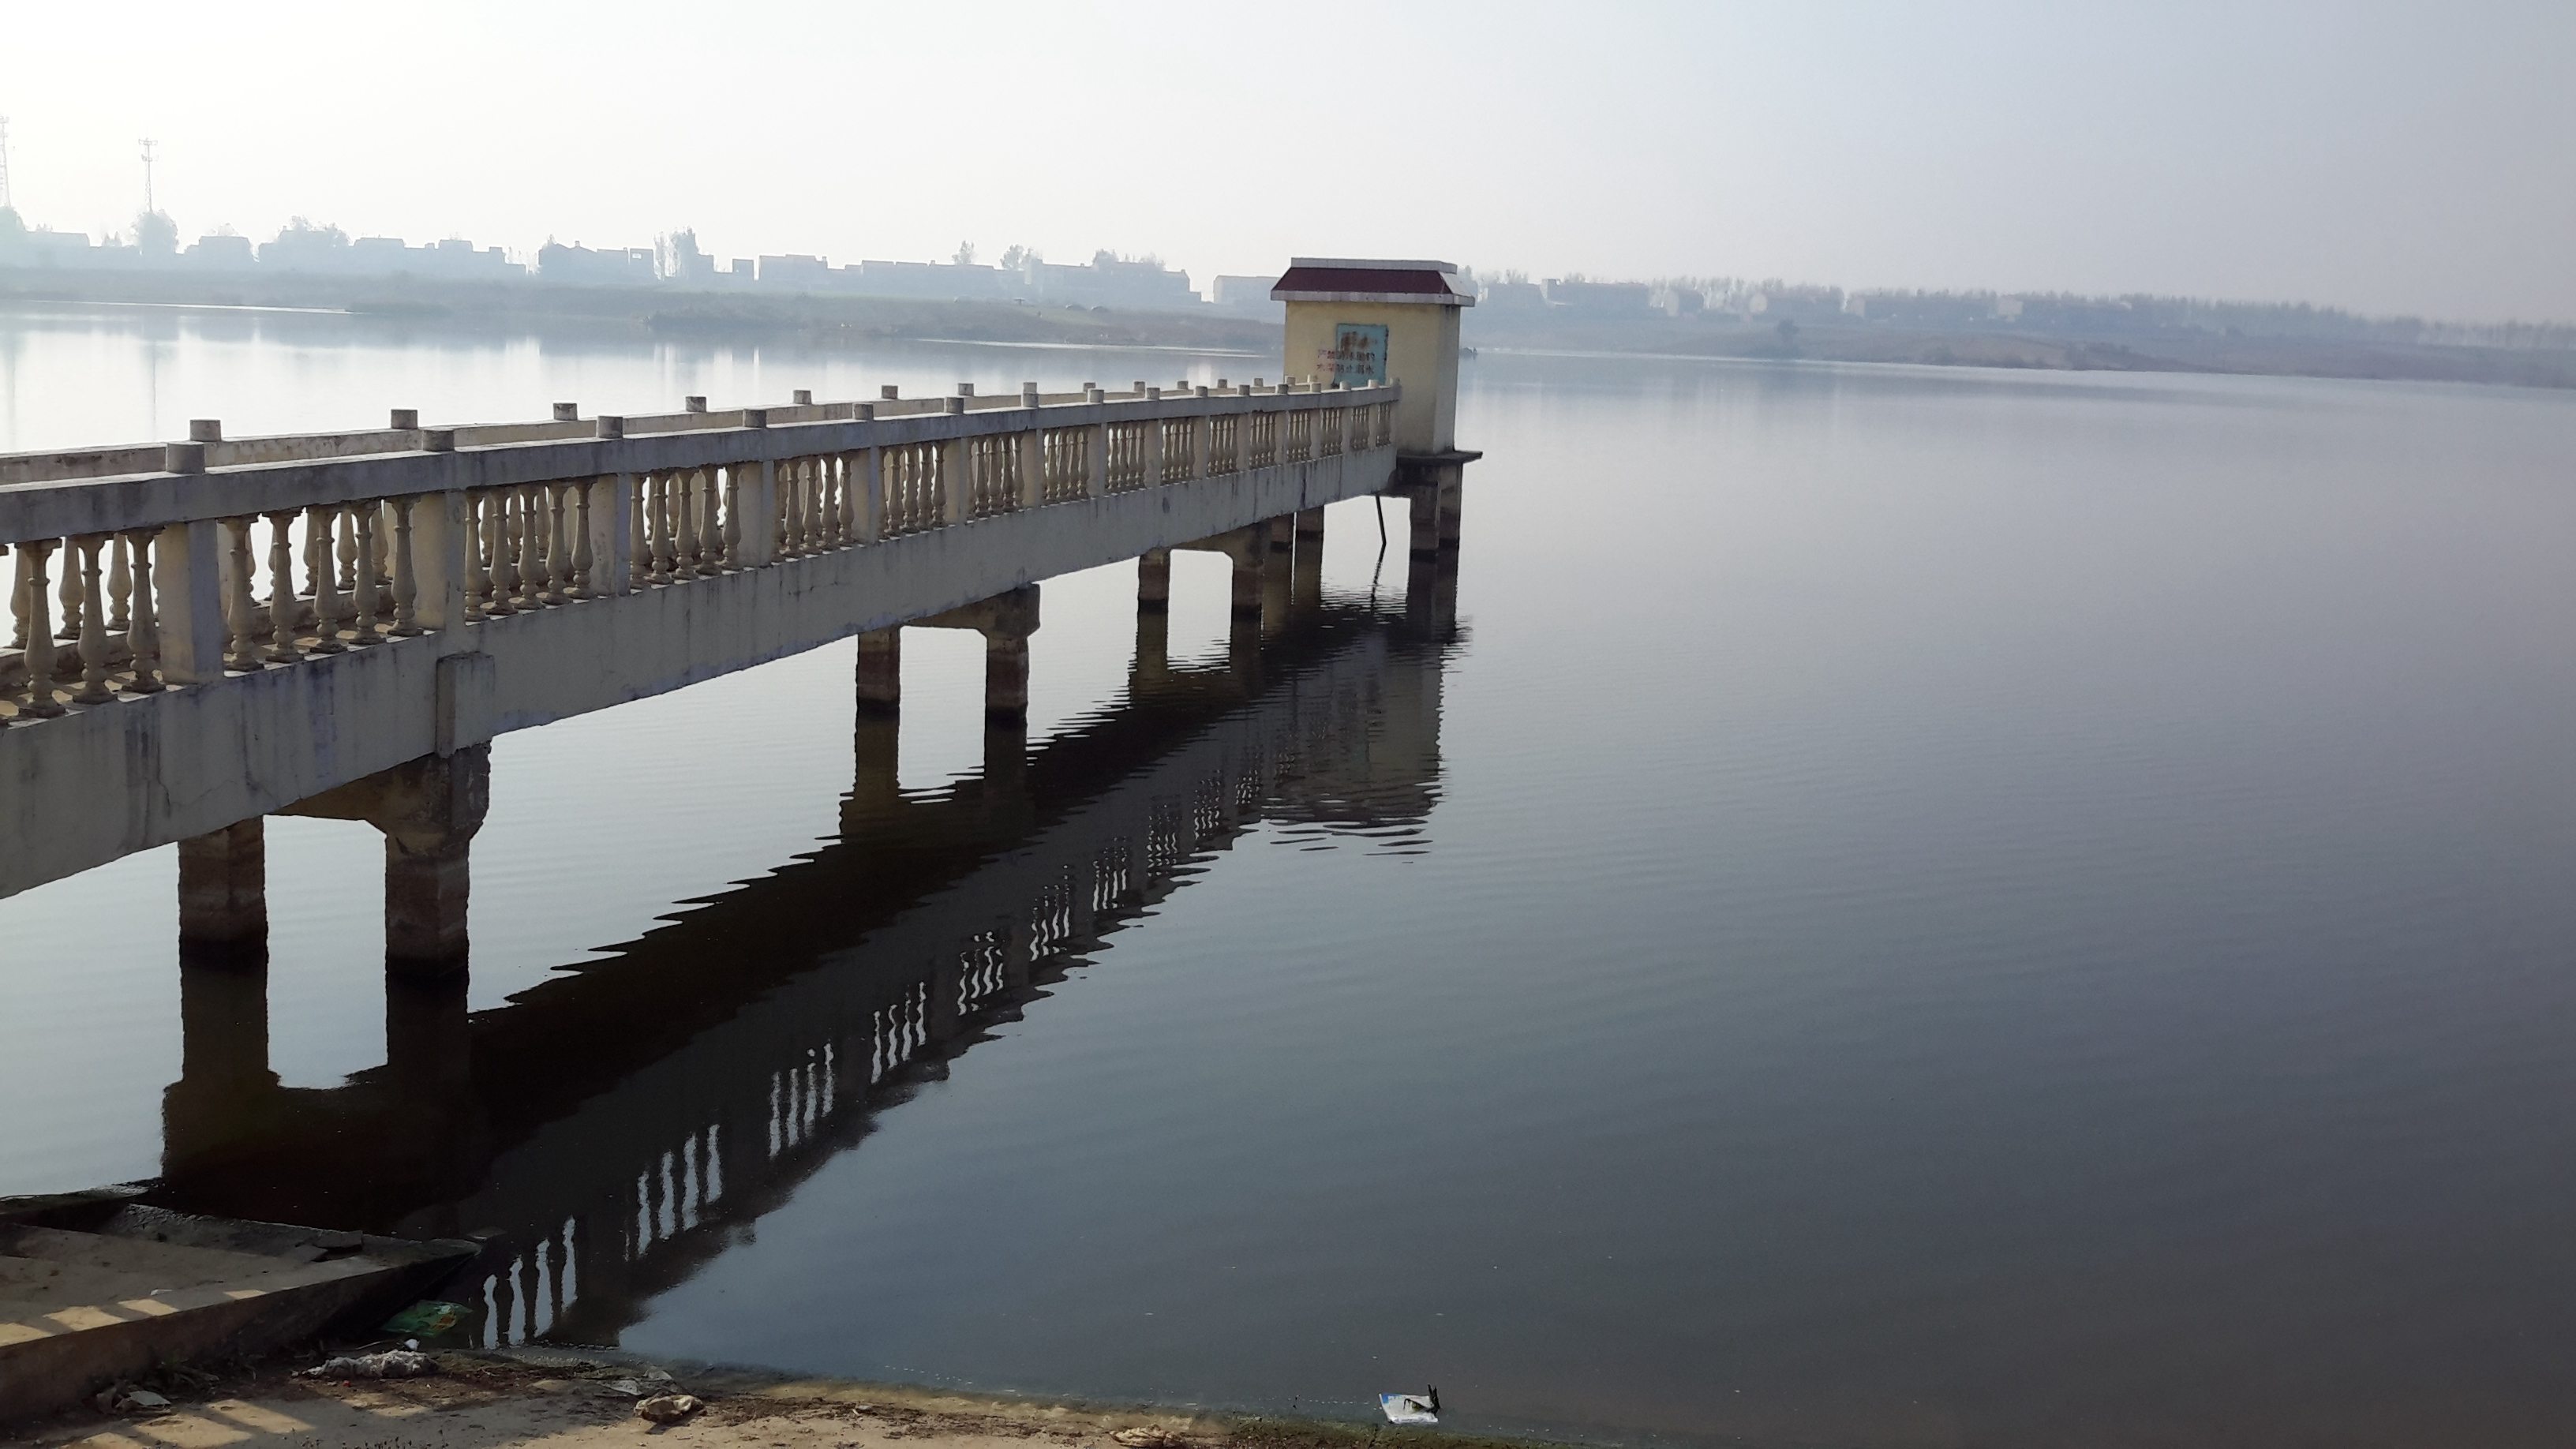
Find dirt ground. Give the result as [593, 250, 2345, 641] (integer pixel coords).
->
[6, 1351, 1514, 1449]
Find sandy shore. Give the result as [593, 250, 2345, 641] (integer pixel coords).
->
[9, 1350, 1523, 1449]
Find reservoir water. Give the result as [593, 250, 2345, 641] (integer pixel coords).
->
[9, 303, 2576, 1448]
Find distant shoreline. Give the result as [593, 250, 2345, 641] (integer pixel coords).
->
[7, 267, 2570, 391]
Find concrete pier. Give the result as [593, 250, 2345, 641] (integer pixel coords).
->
[177, 820, 267, 959]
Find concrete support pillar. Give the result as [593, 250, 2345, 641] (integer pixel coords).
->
[1292, 521, 1325, 613]
[1409, 484, 1441, 557]
[1438, 477, 1464, 549]
[1138, 549, 1171, 612]
[1295, 506, 1327, 541]
[1261, 520, 1294, 636]
[1231, 524, 1268, 616]
[178, 820, 267, 960]
[375, 746, 491, 976]
[856, 627, 902, 715]
[985, 630, 1031, 723]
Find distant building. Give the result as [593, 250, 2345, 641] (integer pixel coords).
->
[1211, 275, 1282, 311]
[1479, 279, 1545, 310]
[182, 234, 256, 269]
[1542, 279, 1653, 314]
[1024, 255, 1196, 309]
[537, 242, 656, 286]
[757, 253, 833, 290]
[1650, 286, 1705, 318]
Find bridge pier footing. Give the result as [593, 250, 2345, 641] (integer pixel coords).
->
[1392, 451, 1478, 558]
[915, 585, 1041, 724]
[376, 748, 492, 975]
[280, 744, 491, 976]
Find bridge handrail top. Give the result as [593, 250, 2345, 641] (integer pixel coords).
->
[0, 382, 1398, 541]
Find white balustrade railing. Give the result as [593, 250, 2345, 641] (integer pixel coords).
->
[0, 381, 1398, 724]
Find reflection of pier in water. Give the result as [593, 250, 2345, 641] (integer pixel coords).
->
[150, 581, 1457, 1347]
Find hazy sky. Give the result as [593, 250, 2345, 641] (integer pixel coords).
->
[6, 1, 2571, 322]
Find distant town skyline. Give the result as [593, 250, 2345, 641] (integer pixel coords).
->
[5, 1, 2572, 325]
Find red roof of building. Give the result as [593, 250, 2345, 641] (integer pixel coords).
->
[1271, 262, 1474, 305]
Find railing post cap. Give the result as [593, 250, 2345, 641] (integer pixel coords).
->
[955, 382, 975, 397]
[595, 415, 626, 439]
[854, 402, 876, 421]
[1195, 385, 1211, 398]
[164, 441, 207, 474]
[552, 402, 579, 421]
[743, 407, 769, 429]
[793, 389, 814, 405]
[186, 418, 223, 443]
[941, 396, 965, 414]
[421, 429, 457, 453]
[390, 408, 420, 430]
[684, 395, 708, 413]
[1146, 386, 1162, 401]
[881, 384, 900, 400]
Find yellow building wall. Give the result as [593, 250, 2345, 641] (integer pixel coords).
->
[1282, 301, 1462, 455]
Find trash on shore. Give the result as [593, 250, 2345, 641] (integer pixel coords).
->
[1113, 1428, 1189, 1447]
[93, 1386, 171, 1414]
[638, 1393, 706, 1423]
[380, 1300, 468, 1338]
[1379, 1387, 1440, 1425]
[302, 1350, 436, 1380]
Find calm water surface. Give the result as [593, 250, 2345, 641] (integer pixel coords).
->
[9, 304, 2576, 1448]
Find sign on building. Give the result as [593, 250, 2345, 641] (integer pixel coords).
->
[1319, 323, 1388, 387]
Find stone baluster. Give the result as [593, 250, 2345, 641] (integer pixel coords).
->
[122, 529, 163, 692]
[706, 466, 727, 571]
[389, 496, 422, 635]
[780, 459, 803, 556]
[15, 540, 62, 717]
[627, 474, 649, 587]
[9, 544, 26, 650]
[544, 482, 571, 605]
[337, 509, 359, 593]
[55, 536, 81, 644]
[856, 447, 884, 544]
[723, 466, 744, 567]
[263, 511, 301, 661]
[570, 478, 597, 599]
[304, 505, 346, 653]
[108, 535, 132, 635]
[350, 506, 381, 643]
[223, 519, 263, 669]
[675, 470, 700, 578]
[462, 492, 488, 616]
[518, 485, 547, 608]
[489, 489, 520, 614]
[71, 535, 114, 704]
[648, 473, 674, 584]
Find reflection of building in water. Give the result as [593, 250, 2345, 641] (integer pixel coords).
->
[150, 599, 1455, 1348]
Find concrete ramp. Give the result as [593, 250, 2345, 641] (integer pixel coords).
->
[0, 1197, 474, 1427]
